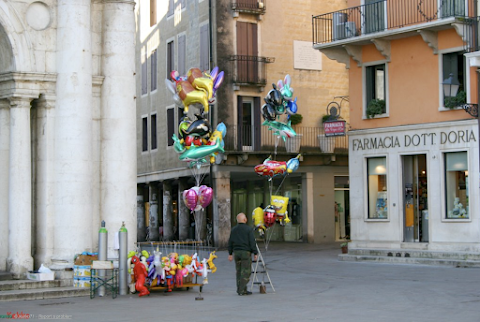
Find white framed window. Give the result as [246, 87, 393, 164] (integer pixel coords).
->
[439, 48, 466, 110]
[363, 61, 388, 119]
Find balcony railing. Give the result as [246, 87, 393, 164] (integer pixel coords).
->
[230, 55, 274, 87]
[232, 0, 266, 15]
[462, 16, 480, 52]
[223, 125, 349, 154]
[313, 0, 470, 45]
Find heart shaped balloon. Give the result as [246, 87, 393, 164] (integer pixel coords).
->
[198, 185, 213, 209]
[183, 188, 198, 211]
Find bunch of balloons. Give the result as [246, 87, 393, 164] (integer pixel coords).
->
[252, 195, 291, 236]
[183, 185, 214, 212]
[261, 74, 299, 141]
[172, 121, 226, 167]
[165, 66, 224, 116]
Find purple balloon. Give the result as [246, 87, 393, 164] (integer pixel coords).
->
[198, 185, 214, 209]
[183, 189, 198, 211]
[213, 71, 224, 91]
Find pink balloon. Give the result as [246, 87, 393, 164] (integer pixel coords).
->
[183, 189, 198, 211]
[198, 185, 213, 209]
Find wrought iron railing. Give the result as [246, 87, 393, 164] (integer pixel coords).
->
[462, 16, 480, 53]
[232, 0, 266, 14]
[223, 125, 349, 154]
[230, 55, 274, 86]
[313, 0, 470, 45]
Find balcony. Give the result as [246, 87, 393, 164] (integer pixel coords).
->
[312, 0, 476, 52]
[223, 125, 349, 154]
[230, 55, 274, 89]
[232, 0, 266, 16]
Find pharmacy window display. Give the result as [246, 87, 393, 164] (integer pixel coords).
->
[367, 157, 388, 219]
[445, 152, 469, 219]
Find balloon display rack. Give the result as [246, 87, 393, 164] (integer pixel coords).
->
[251, 243, 275, 293]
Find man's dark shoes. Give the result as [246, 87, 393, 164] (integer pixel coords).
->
[238, 291, 252, 296]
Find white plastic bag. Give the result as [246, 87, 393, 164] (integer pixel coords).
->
[38, 263, 52, 273]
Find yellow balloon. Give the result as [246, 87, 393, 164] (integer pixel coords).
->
[188, 68, 214, 100]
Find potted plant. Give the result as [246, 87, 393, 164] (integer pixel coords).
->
[366, 99, 385, 119]
[318, 114, 336, 153]
[286, 114, 303, 153]
[340, 242, 349, 254]
[444, 90, 466, 109]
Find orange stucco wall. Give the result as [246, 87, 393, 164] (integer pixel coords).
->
[349, 29, 477, 130]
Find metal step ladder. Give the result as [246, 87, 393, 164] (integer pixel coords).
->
[251, 243, 275, 293]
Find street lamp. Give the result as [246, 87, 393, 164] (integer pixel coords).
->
[442, 73, 460, 99]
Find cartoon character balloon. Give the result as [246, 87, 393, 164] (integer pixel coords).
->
[271, 195, 291, 226]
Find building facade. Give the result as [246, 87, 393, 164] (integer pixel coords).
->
[0, 0, 137, 278]
[136, 0, 350, 248]
[314, 0, 480, 253]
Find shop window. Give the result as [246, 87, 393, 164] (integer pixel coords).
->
[365, 63, 386, 118]
[445, 152, 469, 219]
[367, 157, 388, 219]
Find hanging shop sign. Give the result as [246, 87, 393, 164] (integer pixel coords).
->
[324, 120, 346, 137]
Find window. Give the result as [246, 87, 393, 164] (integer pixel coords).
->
[151, 49, 157, 91]
[441, 0, 465, 17]
[141, 50, 147, 95]
[200, 24, 209, 71]
[167, 41, 174, 79]
[442, 51, 465, 108]
[151, 114, 157, 150]
[236, 22, 258, 83]
[367, 157, 387, 219]
[178, 34, 186, 76]
[365, 63, 386, 117]
[445, 152, 469, 219]
[365, 0, 385, 34]
[167, 108, 174, 146]
[142, 116, 148, 152]
[150, 0, 157, 26]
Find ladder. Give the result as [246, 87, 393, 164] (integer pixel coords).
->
[251, 243, 275, 293]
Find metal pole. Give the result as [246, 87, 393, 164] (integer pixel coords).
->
[98, 220, 108, 297]
[118, 222, 128, 295]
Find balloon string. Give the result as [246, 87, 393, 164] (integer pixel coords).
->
[274, 175, 287, 195]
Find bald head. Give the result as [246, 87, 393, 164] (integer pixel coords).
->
[236, 213, 247, 224]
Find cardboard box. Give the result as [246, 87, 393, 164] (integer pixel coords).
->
[74, 254, 98, 265]
[26, 271, 54, 281]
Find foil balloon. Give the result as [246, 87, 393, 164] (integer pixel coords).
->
[277, 74, 294, 101]
[254, 157, 287, 178]
[252, 207, 266, 236]
[198, 185, 213, 209]
[271, 195, 290, 225]
[177, 80, 209, 114]
[179, 138, 224, 163]
[261, 103, 276, 121]
[262, 119, 296, 141]
[286, 154, 301, 173]
[286, 97, 298, 115]
[188, 68, 213, 100]
[264, 205, 277, 228]
[183, 188, 198, 211]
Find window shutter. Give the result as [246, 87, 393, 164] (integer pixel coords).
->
[167, 109, 175, 146]
[237, 96, 243, 150]
[151, 50, 157, 91]
[254, 97, 261, 150]
[200, 24, 209, 71]
[142, 51, 147, 95]
[178, 35, 186, 76]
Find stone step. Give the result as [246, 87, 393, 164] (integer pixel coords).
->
[0, 271, 13, 281]
[339, 253, 480, 268]
[0, 279, 74, 291]
[348, 248, 480, 261]
[0, 286, 90, 302]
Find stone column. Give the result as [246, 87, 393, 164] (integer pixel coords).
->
[54, 0, 93, 262]
[163, 182, 174, 241]
[178, 179, 190, 240]
[100, 0, 137, 257]
[7, 97, 34, 278]
[213, 169, 231, 248]
[0, 99, 10, 271]
[148, 184, 159, 241]
[33, 96, 55, 268]
[303, 172, 314, 243]
[136, 194, 146, 242]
